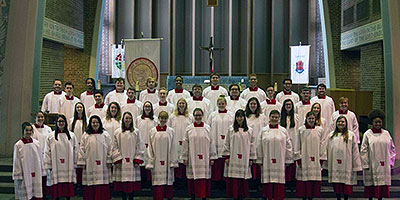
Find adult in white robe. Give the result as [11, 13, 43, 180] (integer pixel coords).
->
[87, 91, 108, 120]
[239, 74, 267, 103]
[153, 90, 174, 117]
[104, 78, 128, 106]
[167, 76, 191, 106]
[32, 111, 52, 155]
[121, 88, 143, 124]
[203, 74, 228, 112]
[275, 79, 300, 104]
[310, 83, 335, 125]
[102, 102, 122, 139]
[260, 99, 282, 122]
[13, 122, 45, 200]
[296, 99, 312, 126]
[139, 77, 159, 105]
[80, 78, 96, 116]
[311, 102, 330, 142]
[226, 84, 247, 114]
[329, 97, 360, 143]
[186, 85, 211, 121]
[41, 80, 65, 113]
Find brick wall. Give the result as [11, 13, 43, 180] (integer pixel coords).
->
[45, 0, 84, 31]
[360, 41, 385, 110]
[342, 0, 381, 32]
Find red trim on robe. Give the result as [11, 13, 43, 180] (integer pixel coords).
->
[211, 85, 220, 90]
[147, 89, 156, 94]
[339, 109, 348, 114]
[86, 91, 94, 95]
[218, 109, 227, 113]
[54, 91, 62, 95]
[269, 124, 278, 129]
[95, 103, 105, 108]
[318, 95, 326, 99]
[266, 98, 276, 105]
[65, 95, 74, 100]
[249, 86, 258, 92]
[127, 98, 136, 104]
[192, 96, 204, 101]
[34, 123, 44, 128]
[283, 90, 292, 95]
[158, 101, 167, 106]
[194, 122, 204, 127]
[21, 137, 33, 144]
[371, 127, 382, 133]
[156, 125, 167, 131]
[174, 88, 183, 93]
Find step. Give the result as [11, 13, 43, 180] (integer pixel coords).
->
[0, 182, 13, 194]
[0, 172, 12, 183]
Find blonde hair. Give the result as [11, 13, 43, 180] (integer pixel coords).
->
[173, 98, 189, 117]
[146, 77, 158, 87]
[158, 111, 169, 119]
[217, 95, 227, 104]
[338, 97, 349, 104]
[159, 87, 168, 93]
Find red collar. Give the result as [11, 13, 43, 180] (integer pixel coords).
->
[127, 98, 136, 104]
[194, 122, 204, 127]
[283, 90, 292, 95]
[116, 89, 124, 93]
[339, 109, 348, 114]
[34, 123, 44, 128]
[269, 124, 278, 129]
[95, 103, 105, 108]
[147, 89, 156, 94]
[123, 127, 131, 132]
[193, 96, 203, 101]
[54, 91, 62, 95]
[318, 95, 326, 99]
[230, 96, 239, 100]
[65, 95, 74, 100]
[249, 86, 258, 92]
[159, 101, 167, 106]
[305, 124, 315, 129]
[302, 100, 311, 105]
[178, 111, 185, 115]
[58, 130, 66, 133]
[211, 85, 219, 90]
[76, 116, 83, 120]
[175, 88, 183, 93]
[371, 127, 382, 133]
[92, 130, 100, 134]
[218, 109, 227, 113]
[21, 137, 33, 144]
[86, 91, 94, 95]
[156, 125, 167, 131]
[266, 99, 276, 105]
[143, 113, 151, 118]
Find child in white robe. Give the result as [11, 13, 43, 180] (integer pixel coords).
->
[102, 102, 122, 139]
[167, 76, 191, 106]
[57, 82, 81, 125]
[121, 88, 143, 124]
[275, 78, 300, 104]
[226, 84, 247, 114]
[13, 122, 45, 200]
[223, 109, 256, 199]
[186, 84, 211, 121]
[80, 78, 96, 116]
[295, 88, 312, 126]
[240, 73, 267, 103]
[139, 77, 159, 105]
[260, 85, 282, 123]
[44, 114, 78, 199]
[146, 111, 179, 200]
[361, 109, 396, 199]
[153, 87, 174, 117]
[310, 83, 335, 125]
[113, 112, 144, 200]
[32, 111, 52, 155]
[312, 102, 329, 141]
[87, 90, 108, 120]
[323, 116, 362, 200]
[104, 77, 128, 106]
[330, 97, 360, 143]
[203, 73, 228, 112]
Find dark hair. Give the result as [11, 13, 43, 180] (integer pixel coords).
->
[22, 122, 32, 136]
[245, 97, 261, 118]
[193, 108, 204, 116]
[121, 112, 134, 132]
[229, 84, 240, 91]
[86, 115, 104, 134]
[35, 111, 45, 118]
[368, 109, 385, 122]
[71, 102, 87, 132]
[282, 78, 292, 84]
[280, 99, 295, 128]
[269, 109, 280, 117]
[210, 72, 220, 78]
[301, 87, 310, 92]
[331, 116, 349, 143]
[127, 87, 136, 92]
[192, 84, 202, 90]
[64, 82, 74, 88]
[93, 90, 104, 97]
[115, 77, 125, 84]
[86, 78, 96, 89]
[311, 102, 323, 126]
[55, 114, 71, 141]
[54, 79, 62, 83]
[141, 101, 155, 120]
[317, 83, 326, 90]
[266, 85, 274, 90]
[175, 76, 183, 81]
[233, 109, 248, 132]
[304, 111, 316, 126]
[106, 102, 122, 121]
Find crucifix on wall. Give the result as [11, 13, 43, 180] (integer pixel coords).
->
[200, 36, 224, 73]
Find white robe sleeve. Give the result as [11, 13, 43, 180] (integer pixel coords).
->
[222, 128, 231, 157]
[41, 94, 49, 112]
[389, 136, 396, 167]
[72, 134, 78, 167]
[208, 127, 218, 160]
[12, 144, 23, 180]
[351, 114, 360, 143]
[256, 130, 263, 164]
[169, 129, 179, 168]
[181, 127, 190, 162]
[284, 129, 293, 164]
[319, 128, 327, 161]
[135, 131, 145, 162]
[43, 136, 52, 170]
[146, 129, 155, 169]
[351, 133, 362, 171]
[249, 128, 257, 160]
[77, 135, 86, 166]
[106, 134, 122, 164]
[360, 132, 370, 169]
[293, 128, 302, 161]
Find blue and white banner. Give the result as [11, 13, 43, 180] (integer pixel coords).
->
[111, 44, 125, 78]
[290, 45, 310, 84]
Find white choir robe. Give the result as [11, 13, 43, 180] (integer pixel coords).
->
[87, 104, 108, 120]
[275, 91, 300, 104]
[361, 129, 396, 186]
[311, 95, 336, 126]
[13, 138, 45, 200]
[69, 118, 85, 145]
[223, 126, 256, 179]
[121, 99, 143, 124]
[203, 86, 229, 112]
[330, 110, 360, 143]
[295, 101, 312, 126]
[32, 124, 52, 155]
[136, 116, 158, 166]
[146, 126, 179, 185]
[247, 114, 268, 149]
[260, 100, 282, 122]
[282, 114, 299, 151]
[112, 128, 144, 183]
[44, 131, 78, 185]
[139, 89, 159, 105]
[58, 95, 81, 124]
[208, 110, 234, 158]
[104, 90, 128, 106]
[240, 87, 267, 103]
[169, 114, 193, 163]
[323, 131, 361, 185]
[294, 126, 326, 181]
[41, 91, 66, 113]
[167, 88, 191, 107]
[225, 97, 247, 114]
[103, 118, 121, 139]
[256, 126, 293, 183]
[186, 97, 211, 121]
[154, 102, 175, 117]
[181, 123, 217, 179]
[80, 91, 95, 116]
[77, 131, 122, 185]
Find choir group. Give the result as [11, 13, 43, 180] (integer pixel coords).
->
[13, 73, 396, 200]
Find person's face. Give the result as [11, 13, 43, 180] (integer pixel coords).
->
[147, 80, 155, 89]
[312, 104, 321, 115]
[36, 113, 45, 125]
[115, 80, 125, 91]
[57, 117, 66, 130]
[76, 104, 84, 114]
[269, 113, 280, 125]
[54, 81, 62, 92]
[159, 90, 167, 101]
[94, 94, 103, 104]
[336, 118, 346, 130]
[24, 126, 33, 139]
[65, 85, 73, 95]
[340, 100, 349, 111]
[302, 90, 310, 101]
[249, 76, 257, 87]
[144, 103, 152, 114]
[177, 101, 186, 111]
[194, 111, 203, 122]
[229, 86, 240, 97]
[110, 104, 118, 117]
[266, 87, 275, 98]
[127, 90, 135, 99]
[306, 115, 316, 126]
[175, 77, 183, 88]
[318, 86, 326, 96]
[210, 75, 219, 86]
[91, 118, 100, 131]
[285, 101, 293, 112]
[372, 117, 383, 129]
[159, 116, 168, 126]
[217, 100, 226, 110]
[86, 80, 94, 90]
[124, 114, 133, 127]
[193, 87, 202, 97]
[236, 115, 244, 125]
[249, 100, 258, 112]
[283, 80, 292, 90]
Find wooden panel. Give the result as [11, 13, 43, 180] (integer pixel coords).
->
[328, 88, 373, 117]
